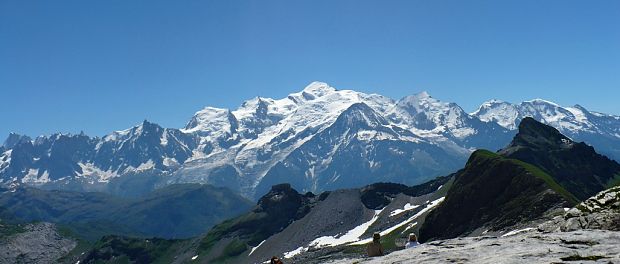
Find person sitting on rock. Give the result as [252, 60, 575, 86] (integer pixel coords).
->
[270, 256, 284, 264]
[405, 233, 420, 249]
[367, 232, 384, 257]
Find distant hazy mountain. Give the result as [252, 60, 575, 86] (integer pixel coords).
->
[2, 82, 619, 198]
[0, 183, 252, 240]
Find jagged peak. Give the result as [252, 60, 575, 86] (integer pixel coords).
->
[132, 119, 162, 133]
[3, 132, 32, 148]
[140, 119, 158, 127]
[517, 117, 567, 137]
[572, 104, 590, 112]
[336, 102, 385, 127]
[504, 117, 573, 150]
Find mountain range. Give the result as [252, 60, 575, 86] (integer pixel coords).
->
[2, 82, 620, 199]
[67, 118, 620, 263]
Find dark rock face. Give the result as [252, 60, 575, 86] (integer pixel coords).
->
[199, 183, 320, 261]
[501, 117, 620, 200]
[360, 176, 450, 210]
[255, 183, 315, 228]
[2, 133, 32, 149]
[419, 150, 572, 242]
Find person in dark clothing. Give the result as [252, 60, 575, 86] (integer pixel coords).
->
[270, 256, 284, 264]
[366, 232, 384, 257]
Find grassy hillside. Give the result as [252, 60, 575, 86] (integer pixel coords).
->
[419, 149, 575, 241]
[501, 117, 620, 200]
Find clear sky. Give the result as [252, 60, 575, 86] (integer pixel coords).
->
[1, 0, 619, 138]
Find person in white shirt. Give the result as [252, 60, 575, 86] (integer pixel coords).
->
[405, 233, 420, 249]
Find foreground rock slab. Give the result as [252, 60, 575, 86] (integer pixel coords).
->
[325, 230, 620, 264]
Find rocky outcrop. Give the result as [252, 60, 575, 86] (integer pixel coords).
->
[0, 222, 76, 264]
[539, 186, 620, 232]
[326, 229, 620, 264]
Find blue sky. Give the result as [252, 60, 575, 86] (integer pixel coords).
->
[1, 0, 619, 137]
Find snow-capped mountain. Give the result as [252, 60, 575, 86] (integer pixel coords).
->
[473, 99, 620, 159]
[1, 82, 619, 198]
[0, 121, 195, 188]
[169, 82, 478, 197]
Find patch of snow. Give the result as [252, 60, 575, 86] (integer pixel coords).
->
[163, 157, 179, 167]
[501, 228, 535, 237]
[77, 163, 118, 182]
[352, 197, 445, 245]
[136, 160, 155, 171]
[39, 170, 50, 183]
[0, 149, 12, 172]
[283, 246, 308, 259]
[565, 107, 588, 123]
[103, 128, 131, 142]
[21, 168, 39, 183]
[524, 98, 560, 107]
[309, 209, 384, 248]
[450, 127, 476, 139]
[390, 203, 421, 217]
[160, 130, 169, 146]
[248, 240, 266, 256]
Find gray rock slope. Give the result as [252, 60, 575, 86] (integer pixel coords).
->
[328, 230, 620, 264]
[0, 222, 76, 264]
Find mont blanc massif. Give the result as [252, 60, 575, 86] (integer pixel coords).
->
[2, 82, 620, 263]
